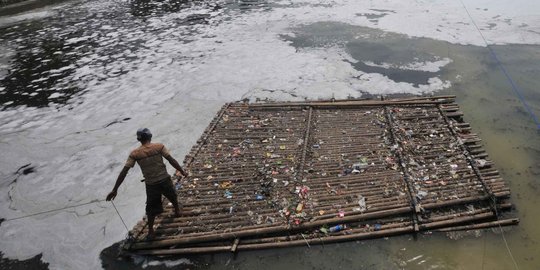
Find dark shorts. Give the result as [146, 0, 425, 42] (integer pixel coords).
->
[145, 177, 178, 216]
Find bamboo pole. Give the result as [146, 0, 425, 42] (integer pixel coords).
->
[135, 200, 412, 239]
[297, 107, 313, 180]
[383, 106, 420, 230]
[433, 218, 519, 232]
[419, 212, 494, 230]
[129, 226, 414, 255]
[128, 206, 411, 250]
[246, 96, 456, 109]
[239, 220, 412, 245]
[132, 212, 506, 256]
[140, 188, 510, 240]
[249, 99, 453, 109]
[147, 188, 509, 233]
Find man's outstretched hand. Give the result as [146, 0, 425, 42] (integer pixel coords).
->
[175, 170, 187, 178]
[106, 190, 117, 201]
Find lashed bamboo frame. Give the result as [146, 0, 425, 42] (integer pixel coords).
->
[122, 96, 516, 256]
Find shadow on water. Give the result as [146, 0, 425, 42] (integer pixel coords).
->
[0, 37, 86, 108]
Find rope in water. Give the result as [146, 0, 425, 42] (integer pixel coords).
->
[458, 1, 524, 268]
[3, 199, 130, 235]
[111, 200, 130, 233]
[459, 0, 540, 130]
[490, 196, 520, 270]
[3, 199, 105, 222]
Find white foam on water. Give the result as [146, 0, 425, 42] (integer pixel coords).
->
[363, 58, 453, 72]
[1, 0, 539, 269]
[271, 0, 540, 46]
[141, 258, 193, 268]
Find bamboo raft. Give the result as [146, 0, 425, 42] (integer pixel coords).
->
[122, 96, 517, 256]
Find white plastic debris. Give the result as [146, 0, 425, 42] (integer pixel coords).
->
[358, 195, 367, 213]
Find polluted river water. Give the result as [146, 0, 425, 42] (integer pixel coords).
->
[0, 0, 539, 269]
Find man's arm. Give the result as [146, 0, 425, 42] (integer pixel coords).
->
[164, 155, 187, 177]
[106, 166, 130, 201]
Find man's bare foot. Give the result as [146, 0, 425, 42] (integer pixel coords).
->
[173, 205, 181, 217]
[165, 211, 180, 218]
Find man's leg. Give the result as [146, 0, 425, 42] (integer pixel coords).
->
[145, 184, 162, 237]
[147, 214, 156, 237]
[163, 178, 181, 217]
[164, 192, 181, 217]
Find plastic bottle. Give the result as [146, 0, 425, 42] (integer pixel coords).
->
[296, 203, 304, 213]
[328, 224, 346, 233]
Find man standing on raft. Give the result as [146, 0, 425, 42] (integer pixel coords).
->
[106, 128, 187, 237]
